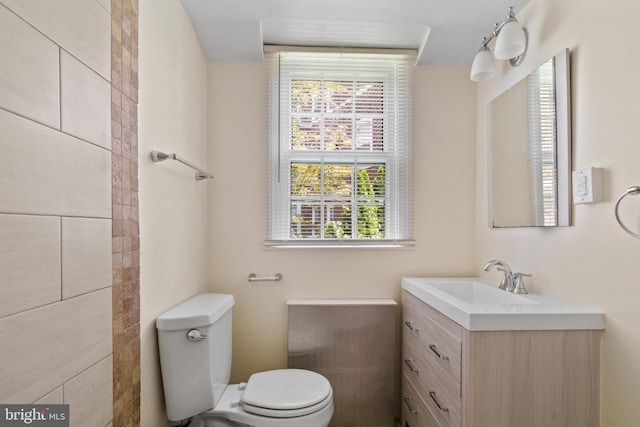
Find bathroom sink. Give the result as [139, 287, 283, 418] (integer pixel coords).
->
[402, 277, 604, 331]
[425, 279, 537, 305]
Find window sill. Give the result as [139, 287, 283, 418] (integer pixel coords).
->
[264, 239, 415, 249]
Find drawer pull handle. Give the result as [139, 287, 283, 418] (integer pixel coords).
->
[404, 358, 419, 373]
[404, 320, 419, 332]
[429, 391, 449, 412]
[403, 396, 418, 414]
[429, 344, 449, 361]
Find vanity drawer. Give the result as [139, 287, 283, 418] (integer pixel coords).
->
[402, 291, 462, 388]
[403, 334, 461, 427]
[402, 372, 441, 427]
[403, 291, 463, 340]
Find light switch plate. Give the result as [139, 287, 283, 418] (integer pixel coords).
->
[572, 167, 603, 204]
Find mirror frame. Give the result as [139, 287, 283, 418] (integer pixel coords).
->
[488, 49, 571, 227]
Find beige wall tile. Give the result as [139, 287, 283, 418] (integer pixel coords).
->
[34, 387, 63, 404]
[0, 4, 60, 128]
[61, 51, 111, 150]
[96, 0, 111, 14]
[0, 0, 111, 80]
[0, 0, 117, 422]
[0, 215, 61, 318]
[64, 356, 113, 427]
[0, 288, 112, 403]
[62, 218, 112, 299]
[0, 109, 111, 218]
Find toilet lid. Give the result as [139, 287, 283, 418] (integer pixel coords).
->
[241, 369, 332, 416]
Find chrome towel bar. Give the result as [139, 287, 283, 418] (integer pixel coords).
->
[248, 273, 283, 282]
[151, 151, 213, 181]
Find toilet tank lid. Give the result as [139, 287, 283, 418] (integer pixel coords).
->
[156, 293, 235, 331]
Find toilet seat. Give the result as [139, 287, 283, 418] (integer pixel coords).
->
[200, 381, 334, 427]
[241, 369, 332, 418]
[242, 389, 333, 418]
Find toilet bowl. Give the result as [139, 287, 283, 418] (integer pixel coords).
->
[156, 294, 334, 427]
[199, 370, 334, 427]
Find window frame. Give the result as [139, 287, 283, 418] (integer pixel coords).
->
[266, 51, 414, 248]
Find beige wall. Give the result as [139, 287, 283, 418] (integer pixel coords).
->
[0, 0, 113, 425]
[207, 62, 477, 382]
[475, 0, 640, 424]
[138, 0, 209, 424]
[139, 1, 640, 425]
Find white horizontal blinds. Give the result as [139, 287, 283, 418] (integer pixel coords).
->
[290, 79, 385, 151]
[267, 51, 413, 246]
[527, 58, 557, 226]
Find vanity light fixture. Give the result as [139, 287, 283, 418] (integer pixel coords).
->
[470, 6, 528, 82]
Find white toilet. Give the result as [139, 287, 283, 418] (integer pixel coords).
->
[156, 293, 334, 427]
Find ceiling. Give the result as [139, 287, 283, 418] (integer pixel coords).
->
[180, 0, 529, 66]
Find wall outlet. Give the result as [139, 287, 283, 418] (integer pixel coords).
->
[572, 167, 603, 204]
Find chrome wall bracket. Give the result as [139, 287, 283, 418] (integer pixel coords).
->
[151, 150, 213, 181]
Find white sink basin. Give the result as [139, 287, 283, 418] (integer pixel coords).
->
[426, 279, 538, 305]
[402, 277, 604, 331]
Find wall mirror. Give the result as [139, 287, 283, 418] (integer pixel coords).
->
[489, 49, 571, 227]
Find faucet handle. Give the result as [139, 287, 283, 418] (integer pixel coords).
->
[511, 273, 532, 294]
[495, 267, 512, 290]
[497, 272, 510, 290]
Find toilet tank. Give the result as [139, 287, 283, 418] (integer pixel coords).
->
[156, 293, 235, 422]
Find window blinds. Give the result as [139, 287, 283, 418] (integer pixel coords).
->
[527, 59, 557, 226]
[266, 51, 413, 247]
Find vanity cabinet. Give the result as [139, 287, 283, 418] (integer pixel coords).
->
[401, 290, 600, 427]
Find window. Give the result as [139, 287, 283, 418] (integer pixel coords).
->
[266, 51, 413, 247]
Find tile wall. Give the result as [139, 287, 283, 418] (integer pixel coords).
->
[111, 0, 141, 424]
[0, 0, 140, 425]
[0, 0, 113, 419]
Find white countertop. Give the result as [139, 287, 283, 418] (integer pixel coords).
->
[402, 277, 605, 331]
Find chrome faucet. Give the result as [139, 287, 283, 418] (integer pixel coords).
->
[482, 260, 532, 294]
[482, 259, 514, 292]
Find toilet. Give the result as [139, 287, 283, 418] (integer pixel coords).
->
[156, 293, 334, 427]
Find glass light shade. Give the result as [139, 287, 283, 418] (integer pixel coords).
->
[470, 49, 496, 82]
[494, 20, 526, 59]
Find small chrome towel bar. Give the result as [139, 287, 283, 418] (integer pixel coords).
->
[151, 151, 213, 181]
[248, 273, 283, 282]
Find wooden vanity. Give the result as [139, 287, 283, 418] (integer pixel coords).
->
[401, 289, 601, 427]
